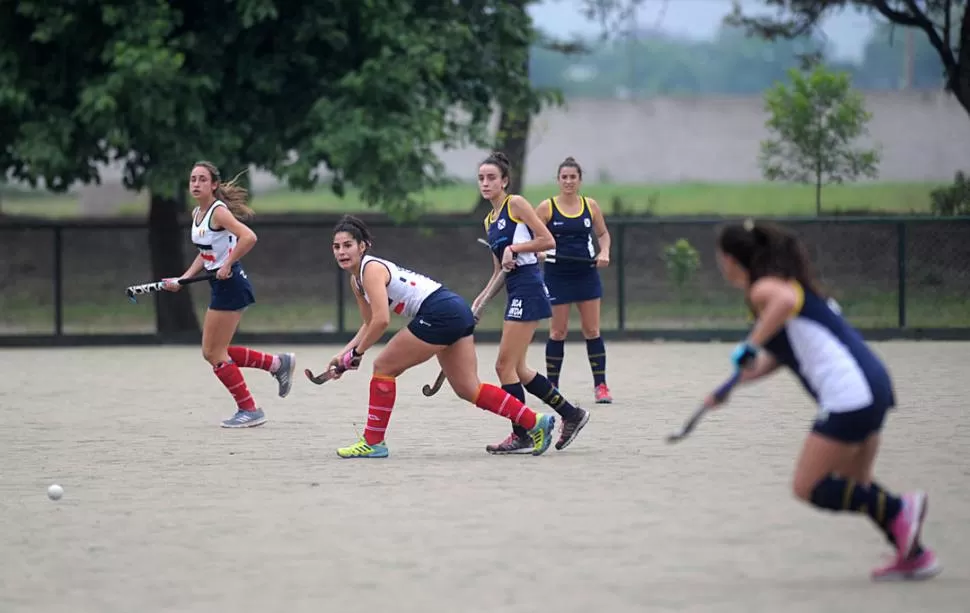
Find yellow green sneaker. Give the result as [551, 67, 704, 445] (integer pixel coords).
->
[336, 438, 389, 459]
[527, 413, 556, 456]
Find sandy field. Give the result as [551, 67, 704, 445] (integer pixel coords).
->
[1, 341, 967, 613]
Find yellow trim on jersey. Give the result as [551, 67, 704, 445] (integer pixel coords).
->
[504, 194, 524, 224]
[552, 195, 586, 219]
[485, 194, 513, 229]
[789, 280, 805, 317]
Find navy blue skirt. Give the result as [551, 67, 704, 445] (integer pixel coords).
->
[208, 262, 255, 311]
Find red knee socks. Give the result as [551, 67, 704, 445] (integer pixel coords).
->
[227, 346, 279, 372]
[474, 383, 538, 430]
[214, 361, 257, 411]
[365, 376, 396, 445]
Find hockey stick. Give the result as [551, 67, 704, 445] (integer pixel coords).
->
[665, 371, 742, 443]
[304, 355, 363, 385]
[478, 238, 596, 266]
[420, 270, 507, 397]
[125, 272, 215, 303]
[543, 249, 596, 265]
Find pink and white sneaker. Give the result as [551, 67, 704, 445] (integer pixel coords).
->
[889, 491, 928, 560]
[594, 383, 613, 404]
[872, 549, 942, 582]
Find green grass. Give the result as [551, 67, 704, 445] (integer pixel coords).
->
[1, 180, 947, 219]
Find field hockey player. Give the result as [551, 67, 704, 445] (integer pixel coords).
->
[477, 151, 591, 455]
[162, 161, 296, 428]
[323, 215, 557, 459]
[710, 219, 940, 582]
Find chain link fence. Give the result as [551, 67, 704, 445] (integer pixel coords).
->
[2, 217, 968, 338]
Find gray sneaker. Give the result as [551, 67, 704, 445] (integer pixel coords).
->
[221, 408, 267, 428]
[486, 432, 535, 455]
[556, 407, 589, 451]
[272, 353, 296, 398]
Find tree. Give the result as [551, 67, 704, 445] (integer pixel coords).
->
[759, 63, 881, 214]
[0, 0, 553, 335]
[725, 0, 970, 118]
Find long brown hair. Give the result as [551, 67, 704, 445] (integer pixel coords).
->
[193, 160, 254, 221]
[717, 219, 824, 297]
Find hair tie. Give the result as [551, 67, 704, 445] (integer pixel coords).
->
[743, 218, 755, 232]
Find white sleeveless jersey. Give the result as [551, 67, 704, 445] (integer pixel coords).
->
[191, 201, 236, 270]
[356, 255, 441, 318]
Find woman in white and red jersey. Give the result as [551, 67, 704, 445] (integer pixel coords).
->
[324, 215, 556, 459]
[162, 161, 296, 428]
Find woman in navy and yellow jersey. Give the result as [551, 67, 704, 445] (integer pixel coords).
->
[536, 157, 613, 404]
[475, 152, 590, 455]
[710, 219, 940, 582]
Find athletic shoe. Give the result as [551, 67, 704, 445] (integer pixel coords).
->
[595, 383, 613, 404]
[221, 408, 267, 428]
[337, 438, 389, 459]
[273, 352, 296, 398]
[556, 407, 590, 451]
[872, 548, 942, 581]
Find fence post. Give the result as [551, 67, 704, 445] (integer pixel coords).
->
[53, 226, 64, 336]
[616, 222, 626, 331]
[896, 220, 907, 328]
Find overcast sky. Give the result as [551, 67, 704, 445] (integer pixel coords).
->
[528, 0, 878, 61]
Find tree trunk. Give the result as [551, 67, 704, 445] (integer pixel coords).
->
[470, 34, 533, 218]
[149, 189, 200, 336]
[955, 7, 970, 115]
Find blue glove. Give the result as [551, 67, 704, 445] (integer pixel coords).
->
[731, 341, 758, 369]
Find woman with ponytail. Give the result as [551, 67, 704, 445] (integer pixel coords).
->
[162, 161, 296, 428]
[709, 219, 940, 582]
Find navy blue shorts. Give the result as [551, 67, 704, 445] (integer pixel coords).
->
[543, 263, 602, 305]
[208, 262, 255, 311]
[408, 288, 476, 346]
[504, 266, 552, 322]
[811, 403, 893, 444]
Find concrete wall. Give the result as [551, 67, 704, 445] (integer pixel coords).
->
[451, 89, 970, 185]
[75, 90, 970, 211]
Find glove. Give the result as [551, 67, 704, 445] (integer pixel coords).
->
[731, 341, 758, 370]
[337, 347, 363, 371]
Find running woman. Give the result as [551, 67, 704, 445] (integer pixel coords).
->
[476, 151, 590, 455]
[325, 215, 557, 459]
[162, 161, 295, 428]
[537, 156, 613, 403]
[710, 219, 940, 582]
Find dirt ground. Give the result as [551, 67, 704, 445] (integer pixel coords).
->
[1, 341, 967, 613]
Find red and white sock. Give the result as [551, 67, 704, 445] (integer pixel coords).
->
[227, 346, 279, 373]
[214, 361, 257, 411]
[364, 376, 396, 445]
[474, 383, 538, 430]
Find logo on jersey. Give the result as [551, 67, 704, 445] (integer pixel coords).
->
[583, 218, 591, 228]
[496, 219, 506, 230]
[507, 298, 523, 319]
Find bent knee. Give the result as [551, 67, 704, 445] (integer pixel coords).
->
[548, 322, 569, 340]
[371, 356, 402, 378]
[202, 347, 221, 365]
[451, 379, 480, 403]
[792, 479, 815, 503]
[494, 357, 517, 380]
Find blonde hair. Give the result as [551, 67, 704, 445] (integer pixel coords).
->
[193, 160, 254, 220]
